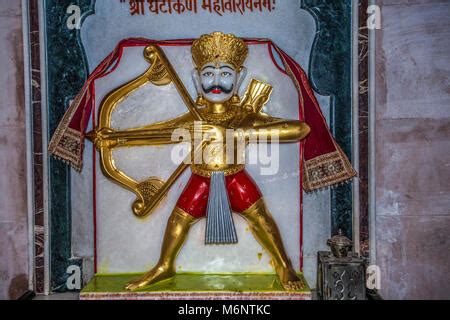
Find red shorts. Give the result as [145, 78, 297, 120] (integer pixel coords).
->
[176, 170, 262, 218]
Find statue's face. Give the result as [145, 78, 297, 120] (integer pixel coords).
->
[198, 62, 238, 103]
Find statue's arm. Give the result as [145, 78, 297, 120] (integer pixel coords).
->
[237, 113, 310, 143]
[123, 112, 194, 132]
[90, 113, 195, 148]
[115, 127, 184, 147]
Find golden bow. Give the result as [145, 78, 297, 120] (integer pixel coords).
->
[88, 45, 204, 218]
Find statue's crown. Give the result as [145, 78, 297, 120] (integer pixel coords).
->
[192, 32, 248, 70]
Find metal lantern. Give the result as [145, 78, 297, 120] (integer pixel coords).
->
[317, 230, 366, 300]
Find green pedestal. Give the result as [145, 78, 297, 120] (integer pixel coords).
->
[80, 273, 311, 300]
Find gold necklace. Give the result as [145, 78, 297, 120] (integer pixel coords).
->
[201, 108, 237, 124]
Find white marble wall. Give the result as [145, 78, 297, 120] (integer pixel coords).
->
[0, 1, 29, 300]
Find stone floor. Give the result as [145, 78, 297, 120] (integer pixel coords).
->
[33, 272, 316, 300]
[80, 273, 312, 300]
[34, 292, 80, 300]
[35, 291, 318, 300]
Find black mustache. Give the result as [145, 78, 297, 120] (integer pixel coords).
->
[202, 84, 234, 94]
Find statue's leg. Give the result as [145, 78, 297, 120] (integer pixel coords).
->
[240, 199, 305, 291]
[226, 170, 304, 291]
[125, 207, 197, 291]
[126, 174, 209, 291]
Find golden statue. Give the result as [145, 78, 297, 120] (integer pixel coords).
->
[88, 32, 312, 291]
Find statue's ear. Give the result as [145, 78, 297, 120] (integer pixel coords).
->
[191, 68, 201, 95]
[236, 66, 247, 94]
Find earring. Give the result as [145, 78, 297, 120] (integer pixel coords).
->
[196, 95, 206, 106]
[231, 94, 241, 104]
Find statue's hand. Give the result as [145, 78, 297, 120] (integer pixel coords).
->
[203, 124, 226, 142]
[186, 123, 226, 143]
[86, 127, 118, 150]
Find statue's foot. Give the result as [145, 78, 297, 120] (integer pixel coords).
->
[276, 265, 306, 291]
[125, 265, 174, 291]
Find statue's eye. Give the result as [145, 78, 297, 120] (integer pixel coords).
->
[203, 72, 214, 77]
[221, 72, 232, 77]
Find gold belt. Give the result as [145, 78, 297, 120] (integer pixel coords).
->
[191, 164, 245, 178]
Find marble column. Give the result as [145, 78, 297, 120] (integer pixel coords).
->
[0, 1, 29, 299]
